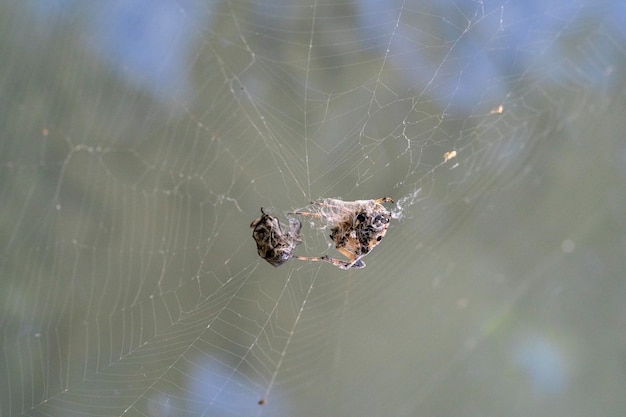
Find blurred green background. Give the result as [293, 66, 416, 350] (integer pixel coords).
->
[1, 1, 625, 416]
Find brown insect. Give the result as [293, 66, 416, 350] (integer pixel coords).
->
[250, 208, 302, 267]
[289, 197, 393, 269]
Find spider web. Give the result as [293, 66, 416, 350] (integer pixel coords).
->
[2, 0, 626, 416]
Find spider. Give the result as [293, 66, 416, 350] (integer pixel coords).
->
[250, 208, 302, 267]
[289, 197, 393, 269]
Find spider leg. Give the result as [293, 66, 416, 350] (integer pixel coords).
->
[375, 197, 394, 203]
[288, 211, 322, 218]
[317, 197, 393, 207]
[293, 255, 365, 270]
